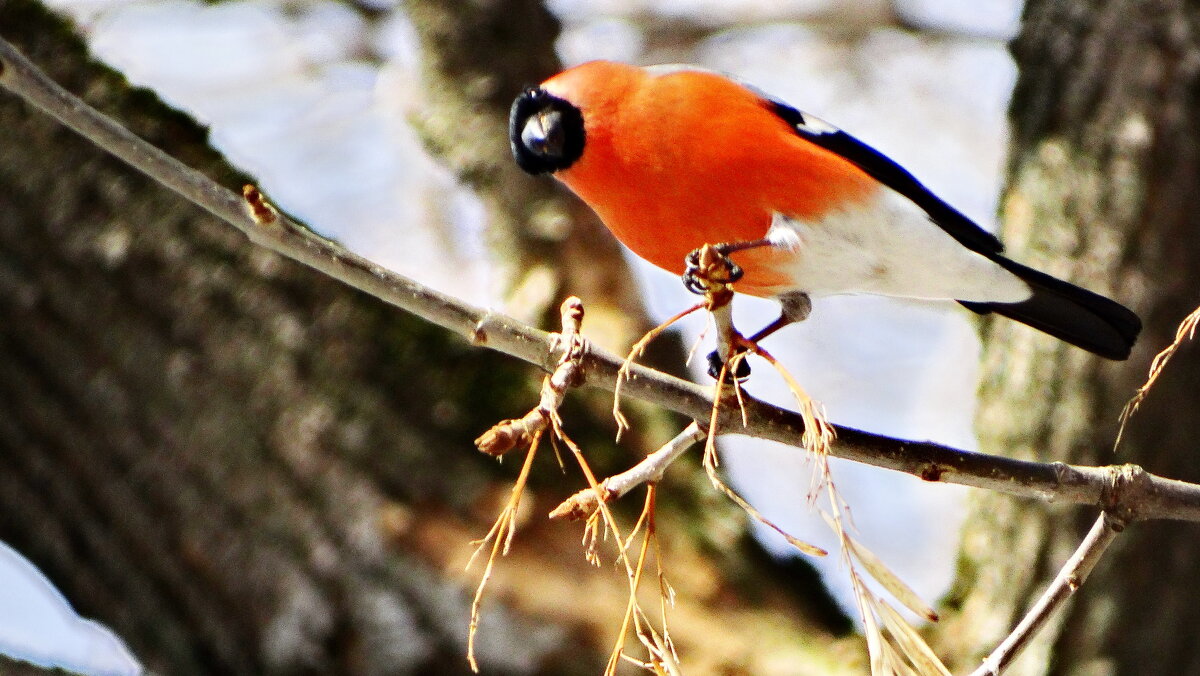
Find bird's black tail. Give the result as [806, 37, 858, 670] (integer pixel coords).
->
[959, 257, 1141, 360]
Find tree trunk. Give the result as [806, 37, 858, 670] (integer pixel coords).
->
[0, 1, 853, 674]
[937, 1, 1200, 674]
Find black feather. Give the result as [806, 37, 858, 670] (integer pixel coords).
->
[510, 87, 585, 175]
[764, 99, 1141, 359]
[767, 100, 1004, 256]
[959, 257, 1141, 360]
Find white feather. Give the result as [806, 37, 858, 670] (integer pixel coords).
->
[765, 190, 1030, 303]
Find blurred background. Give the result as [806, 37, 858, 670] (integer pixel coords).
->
[52, 0, 1021, 615]
[0, 0, 1023, 673]
[3, 0, 1193, 674]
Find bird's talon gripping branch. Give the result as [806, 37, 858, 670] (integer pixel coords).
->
[681, 268, 708, 296]
[710, 243, 746, 282]
[682, 242, 744, 296]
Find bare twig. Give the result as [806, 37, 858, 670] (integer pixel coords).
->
[969, 511, 1123, 676]
[4, 38, 1200, 524]
[475, 297, 586, 456]
[613, 302, 705, 440]
[465, 433, 541, 672]
[549, 422, 706, 521]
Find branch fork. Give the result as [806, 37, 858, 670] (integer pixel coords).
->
[970, 511, 1122, 676]
[475, 297, 587, 457]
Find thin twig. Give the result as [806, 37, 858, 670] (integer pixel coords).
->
[549, 422, 706, 520]
[465, 431, 543, 672]
[613, 302, 705, 441]
[969, 511, 1123, 676]
[475, 297, 586, 456]
[5, 38, 1200, 523]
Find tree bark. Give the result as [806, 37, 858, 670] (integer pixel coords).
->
[937, 2, 1200, 674]
[0, 1, 853, 674]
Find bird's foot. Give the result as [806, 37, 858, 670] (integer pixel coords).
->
[682, 243, 743, 295]
[707, 347, 751, 382]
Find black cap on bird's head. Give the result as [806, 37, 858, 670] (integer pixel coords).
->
[510, 87, 585, 175]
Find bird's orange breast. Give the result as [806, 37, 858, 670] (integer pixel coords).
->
[544, 65, 876, 296]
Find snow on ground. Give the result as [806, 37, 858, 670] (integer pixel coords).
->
[0, 542, 141, 675]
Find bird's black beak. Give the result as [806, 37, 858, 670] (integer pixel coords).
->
[509, 87, 585, 175]
[520, 109, 565, 160]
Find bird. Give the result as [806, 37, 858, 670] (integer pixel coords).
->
[509, 60, 1141, 363]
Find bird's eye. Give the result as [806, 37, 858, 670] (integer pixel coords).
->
[509, 88, 585, 175]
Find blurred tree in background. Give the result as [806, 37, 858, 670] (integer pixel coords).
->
[937, 1, 1200, 674]
[1, 0, 1198, 675]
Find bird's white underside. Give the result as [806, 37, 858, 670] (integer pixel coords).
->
[766, 189, 1031, 303]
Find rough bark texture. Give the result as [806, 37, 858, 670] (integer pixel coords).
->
[936, 2, 1200, 674]
[0, 1, 853, 674]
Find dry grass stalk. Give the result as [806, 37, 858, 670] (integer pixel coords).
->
[465, 432, 542, 672]
[703, 362, 828, 557]
[1116, 304, 1200, 448]
[818, 457, 949, 676]
[692, 254, 833, 558]
[613, 303, 705, 439]
[555, 427, 678, 675]
[678, 247, 947, 674]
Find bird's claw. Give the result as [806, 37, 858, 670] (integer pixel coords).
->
[682, 268, 709, 295]
[682, 245, 744, 296]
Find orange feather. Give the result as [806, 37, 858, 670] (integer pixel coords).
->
[541, 61, 876, 296]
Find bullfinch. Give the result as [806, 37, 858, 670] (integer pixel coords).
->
[509, 61, 1141, 361]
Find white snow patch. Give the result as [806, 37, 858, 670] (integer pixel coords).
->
[0, 541, 142, 676]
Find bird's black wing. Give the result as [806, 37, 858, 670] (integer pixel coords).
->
[766, 99, 1004, 257]
[760, 96, 1140, 359]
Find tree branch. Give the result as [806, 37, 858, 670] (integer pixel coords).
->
[550, 422, 708, 520]
[969, 512, 1122, 676]
[474, 297, 587, 456]
[3, 36, 1200, 525]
